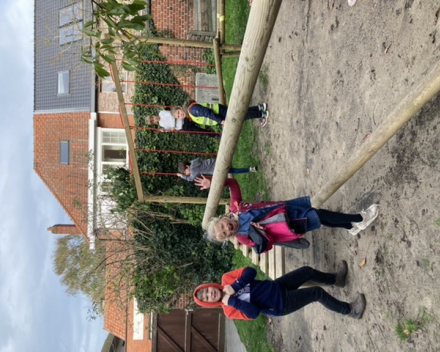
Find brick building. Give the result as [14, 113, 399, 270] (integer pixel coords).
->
[34, 0, 217, 350]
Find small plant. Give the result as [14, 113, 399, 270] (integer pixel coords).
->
[395, 309, 434, 341]
[258, 65, 269, 93]
[421, 258, 430, 269]
[435, 218, 440, 226]
[202, 50, 216, 74]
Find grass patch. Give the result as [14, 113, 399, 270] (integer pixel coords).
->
[395, 309, 434, 341]
[258, 65, 269, 93]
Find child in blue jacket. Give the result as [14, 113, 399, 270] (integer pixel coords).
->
[194, 263, 366, 320]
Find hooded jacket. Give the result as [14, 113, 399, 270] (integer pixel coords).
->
[224, 178, 321, 253]
[193, 267, 284, 320]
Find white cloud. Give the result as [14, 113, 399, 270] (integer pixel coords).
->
[0, 0, 34, 70]
[0, 0, 108, 350]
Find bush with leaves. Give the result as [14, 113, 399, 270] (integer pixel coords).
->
[82, 0, 151, 78]
[132, 215, 235, 313]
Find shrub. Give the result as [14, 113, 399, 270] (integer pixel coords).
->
[132, 217, 235, 312]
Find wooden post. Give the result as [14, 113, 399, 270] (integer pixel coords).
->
[137, 36, 241, 51]
[110, 61, 145, 203]
[311, 60, 440, 208]
[213, 37, 227, 105]
[202, 0, 283, 228]
[217, 0, 225, 45]
[220, 52, 241, 58]
[144, 195, 229, 205]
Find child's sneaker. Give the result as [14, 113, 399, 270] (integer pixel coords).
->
[357, 204, 380, 230]
[348, 224, 361, 236]
[249, 166, 258, 173]
[260, 110, 270, 127]
[258, 103, 267, 112]
[349, 294, 366, 319]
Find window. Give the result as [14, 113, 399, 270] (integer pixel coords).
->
[58, 71, 70, 95]
[59, 2, 82, 26]
[98, 129, 128, 193]
[59, 23, 83, 45]
[59, 2, 83, 45]
[60, 141, 70, 164]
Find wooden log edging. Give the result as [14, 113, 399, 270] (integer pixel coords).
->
[312, 59, 440, 207]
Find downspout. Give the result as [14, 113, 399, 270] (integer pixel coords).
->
[88, 45, 98, 250]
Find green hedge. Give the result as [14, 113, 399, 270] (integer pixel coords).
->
[112, 42, 235, 312]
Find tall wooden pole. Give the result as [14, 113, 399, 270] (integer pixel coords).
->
[213, 37, 227, 105]
[311, 60, 440, 207]
[110, 61, 145, 203]
[137, 36, 241, 51]
[202, 0, 283, 228]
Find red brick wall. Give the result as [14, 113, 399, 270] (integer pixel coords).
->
[97, 113, 134, 129]
[151, 0, 206, 98]
[34, 112, 90, 236]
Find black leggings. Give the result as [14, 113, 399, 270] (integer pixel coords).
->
[315, 209, 362, 230]
[277, 266, 351, 315]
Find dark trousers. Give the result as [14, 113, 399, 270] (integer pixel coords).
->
[316, 209, 363, 230]
[182, 119, 220, 138]
[276, 266, 351, 316]
[229, 167, 250, 174]
[217, 104, 262, 120]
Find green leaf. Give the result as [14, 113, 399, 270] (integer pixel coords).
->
[127, 4, 147, 13]
[131, 15, 151, 23]
[99, 53, 116, 63]
[101, 38, 114, 45]
[101, 44, 117, 54]
[81, 56, 93, 65]
[108, 7, 126, 15]
[119, 20, 145, 31]
[94, 64, 110, 78]
[121, 61, 136, 71]
[83, 29, 98, 37]
[102, 16, 118, 29]
[83, 20, 95, 29]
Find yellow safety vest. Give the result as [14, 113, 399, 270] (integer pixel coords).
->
[188, 103, 220, 126]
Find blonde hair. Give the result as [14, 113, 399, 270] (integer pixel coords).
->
[206, 215, 231, 242]
[170, 106, 184, 118]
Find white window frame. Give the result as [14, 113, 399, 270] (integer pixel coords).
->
[59, 140, 70, 164]
[96, 128, 129, 194]
[59, 2, 83, 45]
[57, 70, 70, 95]
[59, 2, 82, 26]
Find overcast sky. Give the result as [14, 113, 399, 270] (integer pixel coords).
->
[0, 0, 108, 351]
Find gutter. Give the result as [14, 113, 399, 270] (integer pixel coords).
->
[88, 113, 97, 250]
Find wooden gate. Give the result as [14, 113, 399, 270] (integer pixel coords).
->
[189, 0, 217, 41]
[152, 308, 225, 352]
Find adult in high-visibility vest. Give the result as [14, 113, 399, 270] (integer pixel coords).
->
[145, 109, 220, 138]
[171, 102, 270, 128]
